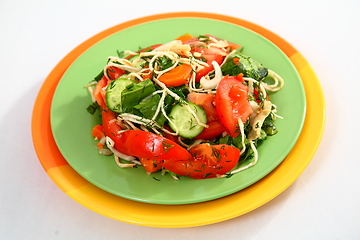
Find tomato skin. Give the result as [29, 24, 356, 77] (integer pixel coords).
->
[187, 92, 218, 122]
[183, 36, 225, 82]
[101, 108, 121, 138]
[106, 66, 126, 80]
[187, 92, 226, 139]
[195, 54, 224, 82]
[93, 76, 108, 109]
[162, 125, 179, 143]
[194, 121, 225, 140]
[101, 108, 191, 161]
[162, 143, 240, 179]
[215, 75, 253, 137]
[113, 130, 192, 161]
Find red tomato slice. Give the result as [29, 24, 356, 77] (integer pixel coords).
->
[162, 125, 179, 143]
[187, 92, 218, 122]
[113, 130, 192, 161]
[195, 54, 223, 82]
[93, 76, 109, 109]
[194, 121, 225, 140]
[215, 75, 253, 137]
[101, 110, 191, 161]
[162, 143, 240, 179]
[101, 108, 121, 138]
[183, 36, 225, 81]
[106, 66, 126, 80]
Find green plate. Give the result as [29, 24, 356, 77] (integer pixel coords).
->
[50, 18, 305, 205]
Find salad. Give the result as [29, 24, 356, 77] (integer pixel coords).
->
[86, 34, 284, 180]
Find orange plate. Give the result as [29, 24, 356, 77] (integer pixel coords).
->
[32, 12, 325, 228]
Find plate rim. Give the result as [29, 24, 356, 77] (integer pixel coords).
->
[31, 12, 325, 228]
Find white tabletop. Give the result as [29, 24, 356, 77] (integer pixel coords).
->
[1, 0, 359, 239]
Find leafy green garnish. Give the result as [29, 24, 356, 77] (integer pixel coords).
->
[93, 70, 104, 82]
[134, 93, 174, 126]
[155, 55, 174, 71]
[117, 50, 126, 58]
[168, 85, 189, 102]
[86, 102, 99, 115]
[120, 79, 156, 113]
[262, 114, 278, 136]
[221, 52, 268, 81]
[197, 35, 211, 43]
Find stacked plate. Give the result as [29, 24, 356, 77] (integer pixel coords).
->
[32, 12, 325, 228]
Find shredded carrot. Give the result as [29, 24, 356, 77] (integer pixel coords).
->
[97, 142, 105, 149]
[139, 158, 163, 173]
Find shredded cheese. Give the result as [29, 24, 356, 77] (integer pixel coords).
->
[237, 118, 247, 155]
[248, 100, 273, 141]
[262, 69, 285, 92]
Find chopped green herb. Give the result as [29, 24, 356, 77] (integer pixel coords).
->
[155, 55, 173, 71]
[162, 140, 174, 152]
[211, 147, 221, 161]
[203, 173, 213, 178]
[93, 70, 104, 82]
[117, 50, 126, 58]
[86, 102, 98, 115]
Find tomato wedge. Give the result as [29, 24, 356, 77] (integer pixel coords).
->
[194, 121, 225, 140]
[187, 92, 218, 122]
[113, 130, 192, 161]
[93, 76, 109, 109]
[215, 75, 253, 137]
[195, 54, 223, 82]
[106, 66, 126, 80]
[101, 108, 122, 138]
[162, 143, 240, 179]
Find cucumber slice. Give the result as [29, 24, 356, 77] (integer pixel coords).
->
[169, 102, 207, 139]
[106, 78, 135, 113]
[128, 54, 145, 68]
[128, 54, 140, 62]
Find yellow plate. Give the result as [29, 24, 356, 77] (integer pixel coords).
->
[32, 12, 325, 228]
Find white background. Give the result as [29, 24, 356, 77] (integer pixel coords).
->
[1, 0, 359, 239]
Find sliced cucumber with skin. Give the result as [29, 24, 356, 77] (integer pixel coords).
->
[106, 78, 135, 113]
[128, 54, 146, 68]
[169, 102, 207, 139]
